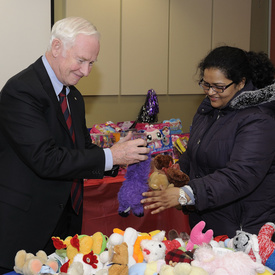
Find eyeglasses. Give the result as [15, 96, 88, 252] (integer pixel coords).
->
[199, 79, 234, 93]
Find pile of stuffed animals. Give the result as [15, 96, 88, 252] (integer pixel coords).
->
[12, 150, 275, 275]
[13, 220, 275, 275]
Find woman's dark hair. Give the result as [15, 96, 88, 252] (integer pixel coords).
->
[198, 46, 275, 88]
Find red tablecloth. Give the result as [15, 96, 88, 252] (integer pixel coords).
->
[82, 175, 190, 237]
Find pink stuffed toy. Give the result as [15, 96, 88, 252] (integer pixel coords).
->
[186, 221, 213, 251]
[192, 245, 265, 275]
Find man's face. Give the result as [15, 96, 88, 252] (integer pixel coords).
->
[54, 34, 100, 86]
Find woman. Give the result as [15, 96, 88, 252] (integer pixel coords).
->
[141, 46, 275, 237]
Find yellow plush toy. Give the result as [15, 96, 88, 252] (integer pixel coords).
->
[52, 232, 108, 273]
[159, 262, 208, 275]
[67, 235, 94, 261]
[91, 231, 108, 255]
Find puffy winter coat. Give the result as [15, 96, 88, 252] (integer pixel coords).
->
[178, 81, 275, 237]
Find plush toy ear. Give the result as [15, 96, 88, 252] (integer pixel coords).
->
[24, 258, 43, 275]
[47, 260, 59, 273]
[14, 250, 27, 272]
[168, 229, 180, 240]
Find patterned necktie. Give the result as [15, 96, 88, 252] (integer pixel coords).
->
[59, 86, 82, 214]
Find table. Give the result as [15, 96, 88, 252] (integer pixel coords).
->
[5, 175, 190, 275]
[82, 174, 190, 237]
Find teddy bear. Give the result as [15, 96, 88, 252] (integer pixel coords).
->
[108, 242, 129, 275]
[14, 250, 59, 275]
[148, 154, 189, 201]
[153, 154, 174, 171]
[191, 245, 265, 275]
[103, 227, 139, 268]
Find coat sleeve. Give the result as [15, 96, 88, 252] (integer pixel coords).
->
[178, 151, 190, 175]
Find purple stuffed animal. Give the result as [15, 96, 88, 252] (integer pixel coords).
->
[118, 152, 151, 217]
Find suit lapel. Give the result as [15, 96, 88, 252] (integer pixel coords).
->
[32, 57, 74, 142]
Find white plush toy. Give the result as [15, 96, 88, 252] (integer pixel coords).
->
[66, 261, 84, 275]
[72, 252, 103, 275]
[124, 227, 139, 267]
[107, 233, 124, 249]
[106, 227, 139, 268]
[140, 238, 166, 263]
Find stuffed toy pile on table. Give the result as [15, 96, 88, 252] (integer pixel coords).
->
[13, 221, 275, 275]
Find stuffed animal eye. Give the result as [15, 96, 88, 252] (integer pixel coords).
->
[147, 134, 153, 142]
[156, 132, 162, 140]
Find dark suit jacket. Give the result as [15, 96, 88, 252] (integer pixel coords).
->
[0, 57, 110, 269]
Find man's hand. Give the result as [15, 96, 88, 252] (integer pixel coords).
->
[110, 132, 150, 166]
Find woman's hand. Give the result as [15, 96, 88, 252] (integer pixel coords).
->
[141, 187, 181, 214]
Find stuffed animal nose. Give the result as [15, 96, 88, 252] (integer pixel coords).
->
[144, 249, 150, 255]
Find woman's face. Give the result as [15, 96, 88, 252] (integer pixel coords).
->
[202, 68, 245, 109]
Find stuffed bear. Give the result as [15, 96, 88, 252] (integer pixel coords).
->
[153, 154, 174, 171]
[108, 242, 129, 275]
[14, 250, 59, 275]
[148, 170, 170, 190]
[148, 154, 189, 191]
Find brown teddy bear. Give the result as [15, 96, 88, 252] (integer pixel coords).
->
[108, 242, 129, 275]
[148, 154, 189, 191]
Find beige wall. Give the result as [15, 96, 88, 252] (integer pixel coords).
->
[54, 0, 269, 133]
[84, 94, 205, 133]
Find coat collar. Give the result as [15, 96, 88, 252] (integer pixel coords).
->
[230, 82, 275, 109]
[198, 81, 275, 115]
